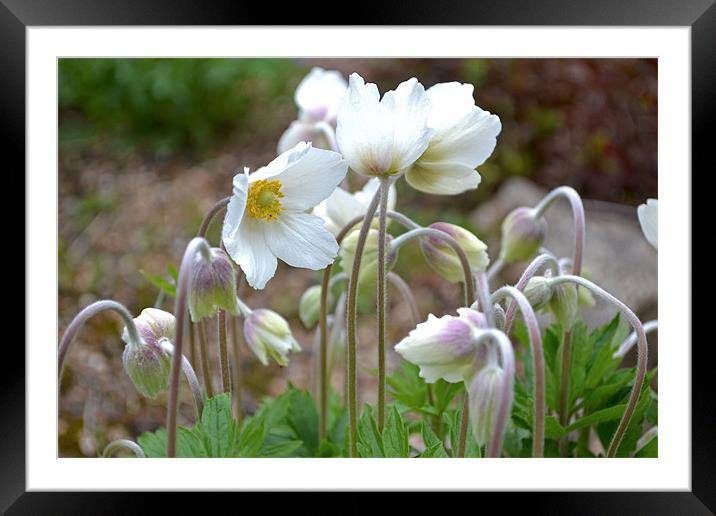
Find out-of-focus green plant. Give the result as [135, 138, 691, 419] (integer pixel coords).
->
[59, 58, 300, 158]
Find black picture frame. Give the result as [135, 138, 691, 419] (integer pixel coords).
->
[4, 0, 708, 512]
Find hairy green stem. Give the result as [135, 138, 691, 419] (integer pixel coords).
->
[198, 196, 231, 240]
[197, 319, 214, 398]
[217, 310, 231, 393]
[230, 314, 243, 424]
[159, 340, 204, 420]
[376, 177, 391, 431]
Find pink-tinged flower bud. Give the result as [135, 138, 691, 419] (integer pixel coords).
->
[121, 308, 174, 398]
[188, 247, 240, 322]
[420, 222, 490, 283]
[523, 276, 554, 311]
[394, 307, 488, 384]
[500, 207, 547, 263]
[468, 364, 505, 446]
[244, 309, 301, 367]
[339, 228, 397, 287]
[299, 285, 333, 329]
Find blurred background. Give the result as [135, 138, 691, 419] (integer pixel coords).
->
[58, 58, 658, 457]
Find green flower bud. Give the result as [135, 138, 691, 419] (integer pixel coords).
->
[244, 309, 301, 367]
[500, 207, 547, 263]
[188, 247, 240, 322]
[523, 276, 554, 311]
[420, 222, 490, 283]
[121, 308, 174, 398]
[339, 228, 397, 287]
[549, 282, 579, 330]
[299, 285, 333, 329]
[468, 365, 505, 446]
[577, 269, 595, 307]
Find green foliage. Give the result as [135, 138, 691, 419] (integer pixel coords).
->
[59, 58, 299, 158]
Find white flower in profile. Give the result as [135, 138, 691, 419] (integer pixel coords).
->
[336, 73, 433, 178]
[244, 308, 301, 367]
[637, 198, 658, 249]
[394, 307, 489, 384]
[312, 178, 397, 235]
[278, 67, 348, 154]
[222, 142, 348, 290]
[405, 82, 502, 195]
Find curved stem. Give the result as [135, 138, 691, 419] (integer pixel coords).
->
[376, 177, 391, 431]
[533, 186, 586, 276]
[503, 253, 560, 335]
[387, 272, 419, 328]
[614, 320, 658, 358]
[486, 257, 504, 283]
[167, 237, 211, 458]
[345, 188, 382, 457]
[217, 310, 231, 393]
[197, 197, 231, 239]
[548, 275, 648, 457]
[480, 330, 516, 458]
[102, 439, 145, 458]
[159, 340, 204, 420]
[318, 261, 332, 441]
[58, 300, 139, 380]
[491, 286, 545, 457]
[475, 271, 495, 328]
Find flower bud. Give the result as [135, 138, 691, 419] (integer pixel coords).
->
[549, 282, 579, 331]
[394, 307, 487, 384]
[523, 276, 554, 311]
[492, 304, 506, 330]
[121, 308, 174, 398]
[576, 269, 595, 307]
[339, 228, 397, 287]
[420, 222, 490, 283]
[188, 247, 240, 322]
[244, 309, 301, 367]
[499, 207, 547, 263]
[468, 364, 505, 446]
[299, 285, 333, 329]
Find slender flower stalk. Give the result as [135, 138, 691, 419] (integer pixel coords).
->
[486, 256, 504, 282]
[548, 275, 648, 457]
[217, 310, 231, 393]
[58, 299, 140, 380]
[503, 253, 560, 334]
[491, 286, 545, 457]
[159, 340, 204, 420]
[387, 272, 420, 327]
[481, 330, 516, 458]
[614, 320, 658, 358]
[198, 197, 231, 239]
[197, 320, 214, 398]
[376, 177, 392, 430]
[230, 314, 243, 424]
[102, 439, 145, 458]
[167, 237, 212, 458]
[318, 261, 332, 440]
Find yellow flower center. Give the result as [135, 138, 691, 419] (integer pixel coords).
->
[247, 179, 284, 221]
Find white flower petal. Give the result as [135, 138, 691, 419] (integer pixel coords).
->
[336, 73, 394, 176]
[405, 161, 481, 195]
[295, 67, 348, 121]
[637, 198, 658, 249]
[221, 170, 249, 247]
[426, 82, 477, 131]
[353, 178, 397, 212]
[324, 186, 366, 230]
[225, 216, 278, 290]
[424, 107, 502, 167]
[277, 121, 323, 154]
[265, 212, 339, 270]
[381, 77, 434, 171]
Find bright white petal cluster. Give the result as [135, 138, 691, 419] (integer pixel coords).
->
[394, 307, 488, 383]
[222, 142, 348, 289]
[336, 73, 433, 177]
[313, 178, 397, 235]
[637, 198, 658, 249]
[278, 68, 347, 154]
[406, 82, 502, 195]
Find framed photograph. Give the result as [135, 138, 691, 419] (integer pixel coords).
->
[6, 0, 708, 511]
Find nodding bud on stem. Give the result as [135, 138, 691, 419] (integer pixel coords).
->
[339, 228, 397, 287]
[549, 281, 579, 331]
[121, 308, 174, 398]
[500, 207, 547, 263]
[468, 364, 505, 446]
[492, 304, 506, 330]
[299, 285, 333, 329]
[188, 247, 240, 322]
[420, 222, 489, 283]
[244, 309, 301, 367]
[523, 276, 554, 311]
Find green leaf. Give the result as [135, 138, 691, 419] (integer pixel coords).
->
[195, 393, 239, 457]
[139, 269, 176, 297]
[137, 427, 204, 458]
[259, 440, 304, 458]
[285, 387, 320, 457]
[236, 415, 266, 457]
[544, 416, 565, 439]
[166, 262, 179, 281]
[565, 404, 627, 433]
[382, 406, 409, 458]
[634, 435, 658, 458]
[387, 362, 428, 413]
[357, 405, 384, 458]
[568, 322, 591, 407]
[585, 314, 623, 390]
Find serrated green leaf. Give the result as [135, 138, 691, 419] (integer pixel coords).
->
[357, 405, 384, 458]
[565, 404, 627, 433]
[585, 314, 622, 390]
[137, 426, 204, 458]
[259, 440, 304, 458]
[382, 406, 409, 458]
[544, 416, 565, 439]
[387, 362, 427, 413]
[568, 322, 591, 407]
[285, 387, 319, 457]
[236, 416, 266, 457]
[196, 393, 239, 457]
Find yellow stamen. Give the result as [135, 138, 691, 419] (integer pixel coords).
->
[247, 179, 284, 221]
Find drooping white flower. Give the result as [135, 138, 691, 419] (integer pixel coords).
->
[336, 73, 433, 178]
[313, 178, 397, 235]
[244, 308, 301, 367]
[406, 82, 501, 195]
[222, 142, 348, 290]
[394, 307, 489, 384]
[637, 198, 658, 249]
[277, 67, 348, 154]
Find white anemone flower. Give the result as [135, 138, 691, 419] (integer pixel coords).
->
[312, 178, 397, 235]
[222, 142, 348, 290]
[336, 73, 433, 178]
[277, 67, 348, 154]
[405, 82, 502, 195]
[394, 307, 489, 384]
[637, 198, 658, 249]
